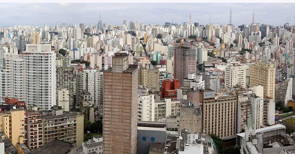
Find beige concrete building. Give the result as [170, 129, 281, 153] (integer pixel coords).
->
[154, 99, 180, 121]
[179, 102, 202, 133]
[202, 91, 238, 139]
[139, 68, 160, 91]
[0, 108, 84, 150]
[41, 109, 84, 147]
[103, 53, 138, 154]
[249, 62, 276, 99]
[26, 108, 84, 149]
[0, 110, 25, 147]
[225, 64, 247, 88]
[57, 88, 70, 111]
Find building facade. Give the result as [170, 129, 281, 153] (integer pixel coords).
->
[225, 64, 247, 88]
[174, 44, 196, 86]
[139, 68, 160, 92]
[103, 53, 138, 154]
[1, 44, 56, 110]
[202, 91, 238, 139]
[249, 62, 276, 99]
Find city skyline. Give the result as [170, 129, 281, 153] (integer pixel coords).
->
[1, 1, 295, 153]
[0, 3, 295, 26]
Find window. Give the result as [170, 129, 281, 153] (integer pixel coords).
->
[151, 137, 156, 142]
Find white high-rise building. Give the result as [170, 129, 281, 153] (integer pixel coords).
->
[22, 44, 56, 110]
[81, 69, 103, 107]
[250, 96, 264, 130]
[197, 47, 208, 64]
[1, 44, 56, 110]
[138, 88, 155, 122]
[2, 54, 26, 103]
[225, 64, 247, 88]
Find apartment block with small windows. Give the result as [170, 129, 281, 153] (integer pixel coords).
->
[202, 91, 238, 140]
[249, 61, 276, 99]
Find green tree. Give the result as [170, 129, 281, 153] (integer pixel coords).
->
[58, 49, 68, 56]
[210, 134, 223, 153]
[188, 35, 197, 39]
[208, 52, 215, 57]
[210, 134, 240, 154]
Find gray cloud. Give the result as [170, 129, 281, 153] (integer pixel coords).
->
[0, 3, 294, 26]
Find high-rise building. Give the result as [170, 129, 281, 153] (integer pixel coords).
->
[57, 88, 70, 112]
[80, 69, 103, 108]
[197, 47, 208, 64]
[103, 53, 138, 154]
[202, 90, 238, 139]
[22, 44, 56, 110]
[56, 66, 77, 109]
[225, 64, 247, 88]
[174, 43, 196, 86]
[249, 95, 264, 130]
[179, 102, 202, 133]
[1, 54, 26, 103]
[237, 89, 275, 133]
[1, 44, 56, 110]
[249, 62, 276, 99]
[138, 87, 155, 122]
[139, 68, 160, 92]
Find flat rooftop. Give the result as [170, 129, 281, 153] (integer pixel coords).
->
[237, 124, 286, 138]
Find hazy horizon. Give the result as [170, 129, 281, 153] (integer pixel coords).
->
[0, 3, 295, 26]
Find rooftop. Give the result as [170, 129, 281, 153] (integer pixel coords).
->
[30, 140, 73, 154]
[237, 124, 286, 138]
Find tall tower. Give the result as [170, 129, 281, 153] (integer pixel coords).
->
[252, 11, 255, 24]
[22, 44, 56, 110]
[103, 53, 138, 154]
[229, 9, 232, 25]
[249, 61, 276, 99]
[174, 43, 196, 86]
[1, 44, 56, 110]
[97, 13, 103, 32]
[189, 13, 192, 24]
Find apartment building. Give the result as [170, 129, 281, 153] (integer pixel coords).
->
[103, 53, 138, 154]
[0, 110, 25, 147]
[174, 43, 196, 86]
[0, 108, 84, 150]
[202, 90, 238, 139]
[139, 68, 160, 92]
[1, 44, 56, 110]
[225, 64, 247, 88]
[249, 61, 276, 99]
[154, 99, 180, 121]
[138, 87, 155, 122]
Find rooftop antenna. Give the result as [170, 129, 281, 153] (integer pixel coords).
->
[98, 11, 102, 22]
[189, 13, 192, 24]
[209, 14, 212, 24]
[229, 9, 232, 25]
[252, 10, 255, 24]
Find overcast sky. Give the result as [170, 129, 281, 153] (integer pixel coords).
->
[0, 3, 295, 26]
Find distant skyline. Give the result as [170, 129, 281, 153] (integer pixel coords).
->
[0, 3, 295, 26]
